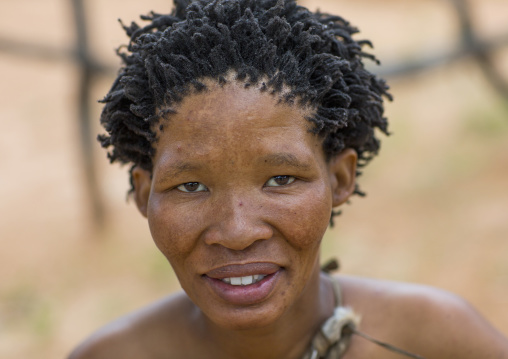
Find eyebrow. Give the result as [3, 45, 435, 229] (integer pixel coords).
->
[155, 162, 202, 184]
[155, 153, 310, 184]
[258, 153, 311, 170]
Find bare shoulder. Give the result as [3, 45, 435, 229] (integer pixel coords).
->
[68, 291, 196, 359]
[337, 275, 508, 359]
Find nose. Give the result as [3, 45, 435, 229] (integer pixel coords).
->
[203, 192, 273, 250]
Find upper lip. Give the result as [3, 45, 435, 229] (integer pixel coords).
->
[205, 262, 281, 279]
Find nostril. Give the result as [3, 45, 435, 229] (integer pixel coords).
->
[203, 218, 273, 250]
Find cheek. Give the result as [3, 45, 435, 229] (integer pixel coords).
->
[147, 195, 201, 260]
[272, 186, 332, 250]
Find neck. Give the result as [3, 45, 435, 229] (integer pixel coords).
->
[200, 265, 336, 359]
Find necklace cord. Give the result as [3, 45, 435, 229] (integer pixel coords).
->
[343, 324, 426, 359]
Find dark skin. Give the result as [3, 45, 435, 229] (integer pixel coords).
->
[69, 80, 508, 359]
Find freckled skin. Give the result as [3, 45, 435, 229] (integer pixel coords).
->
[146, 81, 342, 331]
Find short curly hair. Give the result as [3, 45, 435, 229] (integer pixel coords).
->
[99, 0, 391, 203]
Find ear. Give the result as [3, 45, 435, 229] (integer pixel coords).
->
[328, 148, 357, 207]
[132, 166, 152, 218]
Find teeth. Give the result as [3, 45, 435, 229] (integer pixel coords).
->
[231, 277, 242, 285]
[254, 274, 265, 282]
[221, 274, 266, 286]
[241, 276, 253, 285]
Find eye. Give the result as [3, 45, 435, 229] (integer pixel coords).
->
[176, 182, 208, 193]
[265, 175, 296, 187]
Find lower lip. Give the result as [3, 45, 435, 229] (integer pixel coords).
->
[204, 271, 282, 306]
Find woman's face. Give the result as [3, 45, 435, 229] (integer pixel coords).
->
[133, 80, 356, 330]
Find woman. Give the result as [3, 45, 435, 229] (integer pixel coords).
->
[70, 1, 508, 357]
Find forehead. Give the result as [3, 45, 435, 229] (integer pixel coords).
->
[153, 80, 319, 158]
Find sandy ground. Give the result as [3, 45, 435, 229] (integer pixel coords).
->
[0, 0, 507, 358]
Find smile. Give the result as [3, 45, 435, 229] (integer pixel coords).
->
[203, 263, 282, 305]
[221, 275, 266, 285]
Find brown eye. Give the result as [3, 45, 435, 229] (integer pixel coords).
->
[177, 182, 207, 192]
[265, 175, 295, 187]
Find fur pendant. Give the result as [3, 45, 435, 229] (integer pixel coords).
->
[304, 306, 427, 359]
[303, 306, 361, 359]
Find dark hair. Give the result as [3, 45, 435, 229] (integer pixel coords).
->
[99, 0, 391, 208]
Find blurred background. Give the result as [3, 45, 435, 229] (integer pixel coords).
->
[0, 0, 507, 357]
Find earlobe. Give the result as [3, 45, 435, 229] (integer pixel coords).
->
[132, 166, 152, 218]
[328, 148, 357, 207]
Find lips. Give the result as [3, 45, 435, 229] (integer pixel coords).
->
[205, 262, 280, 279]
[203, 262, 282, 306]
